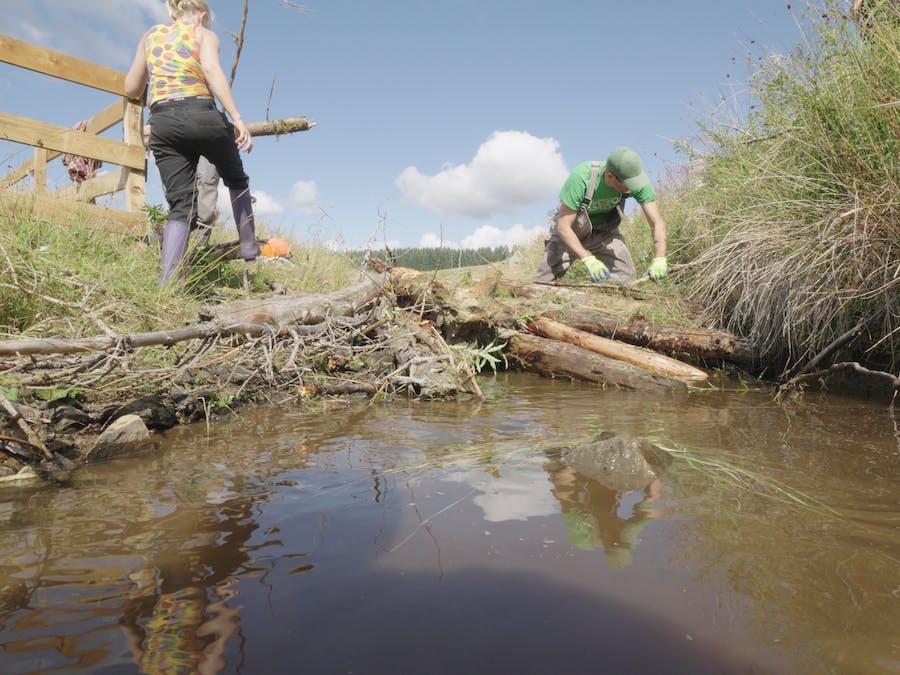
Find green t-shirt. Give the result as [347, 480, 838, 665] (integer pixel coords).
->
[559, 161, 657, 229]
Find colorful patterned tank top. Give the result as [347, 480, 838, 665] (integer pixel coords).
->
[144, 21, 212, 107]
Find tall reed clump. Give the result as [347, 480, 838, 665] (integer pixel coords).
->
[676, 0, 899, 375]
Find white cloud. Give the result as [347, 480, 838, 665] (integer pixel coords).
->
[252, 190, 286, 218]
[289, 180, 321, 214]
[4, 2, 168, 67]
[419, 232, 459, 249]
[214, 186, 284, 223]
[395, 130, 569, 218]
[418, 223, 546, 251]
[461, 223, 545, 249]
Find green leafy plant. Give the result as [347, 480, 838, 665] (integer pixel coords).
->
[142, 203, 167, 235]
[453, 339, 508, 373]
[33, 387, 83, 402]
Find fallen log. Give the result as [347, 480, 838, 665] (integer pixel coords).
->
[501, 329, 685, 392]
[198, 272, 387, 326]
[388, 266, 516, 340]
[563, 310, 759, 367]
[530, 316, 709, 383]
[0, 273, 388, 356]
[0, 322, 339, 357]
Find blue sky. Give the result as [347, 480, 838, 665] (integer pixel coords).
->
[1, 0, 815, 250]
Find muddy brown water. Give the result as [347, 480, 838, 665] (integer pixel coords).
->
[0, 372, 898, 674]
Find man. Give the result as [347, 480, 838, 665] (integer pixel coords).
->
[534, 146, 668, 284]
[194, 156, 220, 243]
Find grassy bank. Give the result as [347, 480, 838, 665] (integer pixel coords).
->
[0, 212, 357, 344]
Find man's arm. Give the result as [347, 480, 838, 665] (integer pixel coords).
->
[556, 204, 591, 260]
[641, 201, 667, 258]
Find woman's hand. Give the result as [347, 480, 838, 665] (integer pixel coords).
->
[233, 118, 253, 152]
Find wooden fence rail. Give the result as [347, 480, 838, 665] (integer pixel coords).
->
[0, 34, 147, 235]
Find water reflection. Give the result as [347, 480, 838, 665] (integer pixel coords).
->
[549, 469, 663, 568]
[0, 373, 897, 674]
[117, 493, 258, 674]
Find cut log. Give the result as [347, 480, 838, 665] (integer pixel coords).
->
[563, 310, 759, 367]
[501, 330, 685, 392]
[530, 316, 709, 383]
[246, 117, 315, 137]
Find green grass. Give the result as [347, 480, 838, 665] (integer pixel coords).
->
[0, 212, 359, 341]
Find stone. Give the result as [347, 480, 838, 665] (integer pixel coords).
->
[83, 414, 154, 463]
[561, 431, 672, 492]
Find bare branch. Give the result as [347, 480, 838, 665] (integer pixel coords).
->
[228, 0, 250, 86]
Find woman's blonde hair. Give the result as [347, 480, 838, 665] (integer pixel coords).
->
[166, 0, 212, 22]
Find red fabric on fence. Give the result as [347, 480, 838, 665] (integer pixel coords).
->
[61, 121, 102, 184]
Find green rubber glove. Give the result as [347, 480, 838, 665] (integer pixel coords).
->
[581, 255, 610, 282]
[647, 256, 668, 281]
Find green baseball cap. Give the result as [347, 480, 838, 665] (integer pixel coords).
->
[605, 146, 650, 192]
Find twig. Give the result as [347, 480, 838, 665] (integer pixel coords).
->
[781, 361, 900, 401]
[228, 0, 249, 86]
[781, 316, 876, 382]
[389, 488, 476, 553]
[0, 433, 49, 454]
[0, 391, 52, 461]
[627, 262, 693, 286]
[266, 72, 276, 121]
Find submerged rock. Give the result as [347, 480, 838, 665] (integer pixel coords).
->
[560, 431, 672, 492]
[83, 414, 155, 463]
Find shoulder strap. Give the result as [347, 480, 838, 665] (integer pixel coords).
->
[579, 161, 601, 212]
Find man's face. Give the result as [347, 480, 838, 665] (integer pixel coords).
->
[603, 170, 629, 194]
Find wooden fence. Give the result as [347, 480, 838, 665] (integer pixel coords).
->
[0, 34, 147, 235]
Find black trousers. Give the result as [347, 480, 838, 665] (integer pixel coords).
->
[148, 97, 250, 224]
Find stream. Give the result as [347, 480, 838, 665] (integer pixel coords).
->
[0, 372, 898, 674]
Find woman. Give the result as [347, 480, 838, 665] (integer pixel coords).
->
[125, 0, 259, 285]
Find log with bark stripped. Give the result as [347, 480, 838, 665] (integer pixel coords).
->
[501, 330, 684, 392]
[530, 316, 709, 383]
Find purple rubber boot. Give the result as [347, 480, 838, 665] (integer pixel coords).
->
[158, 219, 190, 286]
[230, 187, 260, 260]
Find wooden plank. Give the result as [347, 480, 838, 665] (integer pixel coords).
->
[0, 34, 128, 96]
[0, 100, 125, 188]
[34, 148, 47, 194]
[122, 100, 146, 212]
[0, 113, 145, 170]
[49, 168, 128, 202]
[0, 190, 146, 236]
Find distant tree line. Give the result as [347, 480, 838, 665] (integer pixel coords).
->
[347, 246, 512, 271]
